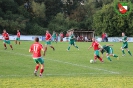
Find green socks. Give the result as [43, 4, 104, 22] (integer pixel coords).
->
[107, 56, 112, 61]
[113, 54, 118, 58]
[122, 50, 125, 54]
[68, 46, 70, 50]
[128, 51, 132, 56]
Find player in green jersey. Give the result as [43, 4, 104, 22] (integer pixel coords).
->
[67, 30, 79, 51]
[121, 32, 132, 56]
[99, 45, 119, 61]
[52, 31, 57, 43]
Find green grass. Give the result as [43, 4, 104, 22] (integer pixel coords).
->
[0, 41, 133, 88]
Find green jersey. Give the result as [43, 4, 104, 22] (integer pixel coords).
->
[69, 34, 75, 42]
[52, 33, 56, 38]
[122, 36, 128, 44]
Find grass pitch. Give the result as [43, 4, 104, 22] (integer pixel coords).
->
[0, 41, 133, 88]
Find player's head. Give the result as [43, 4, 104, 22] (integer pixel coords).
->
[35, 37, 39, 42]
[17, 30, 19, 32]
[46, 30, 49, 33]
[92, 37, 95, 42]
[122, 32, 125, 36]
[3, 29, 6, 33]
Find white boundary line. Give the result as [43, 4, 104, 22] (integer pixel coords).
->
[0, 50, 120, 76]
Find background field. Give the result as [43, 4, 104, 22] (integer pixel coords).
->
[0, 41, 133, 88]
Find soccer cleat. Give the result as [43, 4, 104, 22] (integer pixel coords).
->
[34, 71, 37, 76]
[39, 74, 42, 77]
[122, 54, 125, 56]
[66, 49, 69, 51]
[4, 47, 7, 50]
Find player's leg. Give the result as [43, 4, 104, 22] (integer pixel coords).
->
[7, 40, 13, 50]
[121, 46, 125, 56]
[15, 38, 17, 44]
[73, 42, 79, 50]
[94, 54, 97, 62]
[48, 41, 55, 51]
[67, 44, 71, 51]
[95, 50, 103, 62]
[38, 58, 44, 77]
[106, 53, 112, 61]
[126, 48, 132, 56]
[33, 59, 40, 76]
[18, 38, 20, 45]
[67, 42, 72, 51]
[3, 40, 7, 50]
[110, 47, 118, 57]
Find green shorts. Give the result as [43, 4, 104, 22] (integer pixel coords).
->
[94, 50, 99, 56]
[69, 41, 75, 45]
[107, 47, 113, 54]
[45, 41, 51, 45]
[3, 40, 10, 44]
[33, 57, 44, 64]
[122, 43, 128, 49]
[16, 37, 20, 41]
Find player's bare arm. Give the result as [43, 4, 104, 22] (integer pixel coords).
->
[88, 46, 92, 50]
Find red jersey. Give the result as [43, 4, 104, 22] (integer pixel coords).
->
[2, 32, 9, 40]
[66, 33, 69, 37]
[45, 33, 51, 41]
[91, 41, 99, 51]
[17, 32, 20, 37]
[30, 42, 43, 58]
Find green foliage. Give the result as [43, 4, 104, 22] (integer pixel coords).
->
[31, 1, 45, 18]
[0, 0, 133, 36]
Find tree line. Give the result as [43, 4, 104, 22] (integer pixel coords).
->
[0, 0, 133, 36]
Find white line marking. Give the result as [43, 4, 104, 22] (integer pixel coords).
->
[0, 50, 120, 75]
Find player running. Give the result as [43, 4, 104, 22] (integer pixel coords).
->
[88, 38, 103, 63]
[15, 30, 20, 45]
[2, 29, 13, 50]
[67, 30, 79, 51]
[121, 32, 132, 56]
[29, 37, 45, 77]
[44, 30, 55, 53]
[52, 31, 57, 43]
[99, 45, 119, 61]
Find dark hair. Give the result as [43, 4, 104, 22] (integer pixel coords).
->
[35, 37, 39, 42]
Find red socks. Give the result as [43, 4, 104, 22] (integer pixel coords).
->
[40, 69, 44, 74]
[4, 44, 6, 48]
[35, 65, 39, 71]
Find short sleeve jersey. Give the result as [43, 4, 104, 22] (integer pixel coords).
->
[3, 32, 9, 40]
[45, 33, 51, 41]
[52, 33, 56, 37]
[17, 32, 20, 37]
[30, 42, 43, 58]
[70, 34, 75, 42]
[122, 36, 127, 44]
[92, 41, 99, 51]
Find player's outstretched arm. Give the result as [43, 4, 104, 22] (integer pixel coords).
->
[106, 44, 113, 46]
[88, 46, 92, 50]
[41, 48, 45, 56]
[29, 49, 33, 53]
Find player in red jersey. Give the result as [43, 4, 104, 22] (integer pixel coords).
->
[88, 38, 103, 63]
[29, 37, 45, 77]
[2, 29, 13, 50]
[44, 30, 55, 53]
[15, 30, 21, 45]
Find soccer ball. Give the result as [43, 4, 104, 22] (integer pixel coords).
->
[90, 59, 94, 64]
